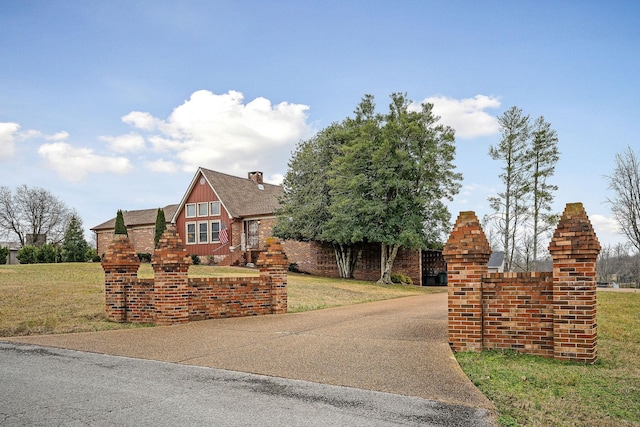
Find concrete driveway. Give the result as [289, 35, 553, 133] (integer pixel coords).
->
[5, 292, 495, 418]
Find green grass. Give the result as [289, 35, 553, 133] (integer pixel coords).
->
[456, 291, 640, 427]
[0, 262, 442, 337]
[286, 272, 441, 312]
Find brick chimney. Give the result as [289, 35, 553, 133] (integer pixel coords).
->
[248, 171, 264, 185]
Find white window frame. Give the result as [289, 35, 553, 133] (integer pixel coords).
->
[186, 203, 196, 218]
[198, 221, 209, 244]
[197, 202, 208, 217]
[210, 220, 221, 242]
[186, 222, 196, 244]
[210, 201, 221, 216]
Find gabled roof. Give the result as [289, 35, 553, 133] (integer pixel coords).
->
[172, 168, 283, 222]
[91, 204, 179, 231]
[0, 241, 20, 250]
[488, 251, 505, 268]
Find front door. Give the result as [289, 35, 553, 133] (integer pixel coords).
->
[246, 220, 259, 249]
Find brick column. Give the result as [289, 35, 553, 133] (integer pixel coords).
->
[443, 211, 491, 352]
[101, 234, 140, 322]
[257, 237, 288, 314]
[548, 203, 601, 363]
[152, 226, 191, 326]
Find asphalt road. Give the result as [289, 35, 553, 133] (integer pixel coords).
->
[1, 342, 493, 426]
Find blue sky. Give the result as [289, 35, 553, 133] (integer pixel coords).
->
[1, 1, 638, 249]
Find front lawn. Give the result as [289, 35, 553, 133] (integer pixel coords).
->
[456, 291, 640, 426]
[0, 262, 440, 337]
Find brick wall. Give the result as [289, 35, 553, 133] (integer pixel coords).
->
[96, 226, 155, 256]
[284, 240, 422, 285]
[101, 227, 288, 326]
[482, 272, 554, 357]
[443, 203, 600, 363]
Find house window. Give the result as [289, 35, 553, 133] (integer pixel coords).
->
[210, 201, 221, 216]
[186, 222, 196, 244]
[197, 202, 208, 217]
[211, 220, 220, 242]
[198, 222, 208, 243]
[186, 203, 196, 218]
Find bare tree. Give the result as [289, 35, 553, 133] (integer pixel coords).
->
[488, 106, 531, 271]
[0, 185, 72, 246]
[597, 244, 614, 283]
[606, 146, 640, 252]
[528, 116, 559, 264]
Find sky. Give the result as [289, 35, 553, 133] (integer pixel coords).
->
[1, 1, 639, 250]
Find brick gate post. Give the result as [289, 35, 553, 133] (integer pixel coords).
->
[152, 226, 191, 326]
[443, 211, 491, 352]
[101, 234, 140, 322]
[549, 203, 601, 363]
[257, 237, 288, 314]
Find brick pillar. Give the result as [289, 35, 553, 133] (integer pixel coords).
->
[257, 237, 288, 314]
[442, 211, 491, 352]
[101, 234, 140, 322]
[152, 226, 191, 326]
[549, 203, 600, 363]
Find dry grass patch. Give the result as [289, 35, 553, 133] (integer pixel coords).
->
[0, 263, 443, 337]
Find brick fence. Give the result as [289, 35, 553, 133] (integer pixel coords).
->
[102, 226, 287, 326]
[442, 203, 600, 363]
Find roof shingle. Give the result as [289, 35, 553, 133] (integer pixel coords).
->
[91, 205, 179, 231]
[199, 168, 283, 218]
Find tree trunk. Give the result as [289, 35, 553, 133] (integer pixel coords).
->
[334, 244, 359, 279]
[378, 243, 400, 284]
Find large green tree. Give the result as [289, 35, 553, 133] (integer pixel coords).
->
[62, 215, 89, 262]
[328, 93, 461, 284]
[274, 122, 360, 278]
[277, 93, 461, 283]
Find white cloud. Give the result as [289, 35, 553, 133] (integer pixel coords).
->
[145, 159, 179, 173]
[589, 213, 628, 248]
[420, 95, 501, 139]
[100, 133, 146, 153]
[46, 131, 69, 141]
[590, 214, 620, 235]
[38, 142, 133, 182]
[124, 90, 312, 175]
[148, 135, 184, 152]
[122, 111, 161, 131]
[0, 122, 20, 160]
[266, 173, 284, 185]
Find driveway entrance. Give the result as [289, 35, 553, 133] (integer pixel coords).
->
[5, 293, 494, 413]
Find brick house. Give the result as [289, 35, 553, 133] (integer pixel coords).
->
[92, 205, 178, 256]
[92, 167, 426, 283]
[171, 167, 283, 265]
